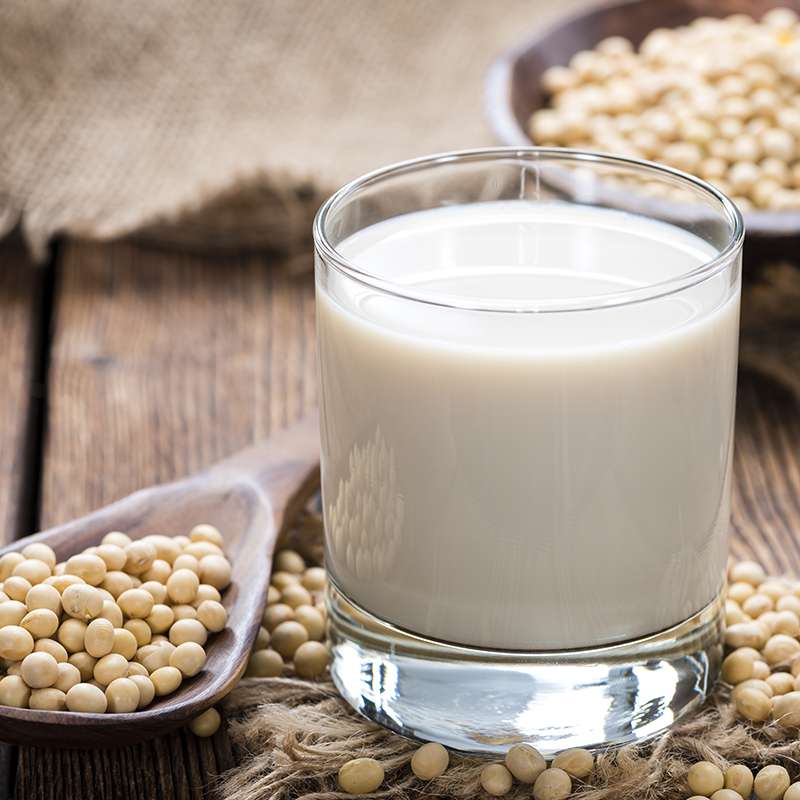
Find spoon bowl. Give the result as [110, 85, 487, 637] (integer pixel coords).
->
[0, 417, 320, 747]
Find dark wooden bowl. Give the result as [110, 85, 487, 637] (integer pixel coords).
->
[0, 418, 320, 748]
[485, 0, 800, 264]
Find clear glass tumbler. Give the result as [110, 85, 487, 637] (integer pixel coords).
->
[313, 148, 743, 755]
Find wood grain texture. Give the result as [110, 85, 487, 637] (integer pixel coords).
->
[0, 241, 43, 543]
[17, 240, 317, 797]
[41, 240, 317, 528]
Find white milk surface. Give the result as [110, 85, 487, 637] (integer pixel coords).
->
[318, 201, 739, 650]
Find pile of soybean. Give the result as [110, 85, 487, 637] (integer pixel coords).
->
[246, 548, 329, 680]
[337, 744, 594, 799]
[0, 525, 229, 737]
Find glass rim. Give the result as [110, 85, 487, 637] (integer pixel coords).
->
[313, 147, 745, 314]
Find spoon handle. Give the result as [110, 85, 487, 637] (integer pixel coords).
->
[206, 415, 320, 537]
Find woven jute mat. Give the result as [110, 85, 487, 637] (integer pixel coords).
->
[219, 337, 800, 800]
[0, 0, 593, 262]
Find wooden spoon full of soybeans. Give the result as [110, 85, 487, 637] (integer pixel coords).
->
[0, 417, 319, 747]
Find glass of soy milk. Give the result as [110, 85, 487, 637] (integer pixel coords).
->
[313, 148, 743, 755]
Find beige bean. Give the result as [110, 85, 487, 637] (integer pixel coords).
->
[129, 674, 155, 708]
[551, 748, 593, 778]
[742, 593, 773, 617]
[729, 561, 766, 586]
[724, 764, 753, 797]
[246, 649, 283, 678]
[169, 642, 206, 677]
[20, 652, 59, 689]
[105, 677, 140, 713]
[301, 567, 327, 592]
[150, 666, 182, 696]
[505, 743, 546, 784]
[169, 619, 207, 647]
[773, 691, 800, 728]
[53, 662, 81, 693]
[293, 641, 329, 679]
[263, 603, 295, 632]
[763, 634, 800, 665]
[0, 600, 27, 627]
[734, 686, 772, 721]
[117, 588, 154, 620]
[166, 569, 199, 605]
[194, 584, 221, 606]
[102, 532, 132, 548]
[172, 554, 200, 574]
[101, 571, 134, 599]
[13, 559, 51, 586]
[34, 638, 68, 663]
[93, 653, 129, 686]
[0, 675, 30, 707]
[61, 584, 103, 621]
[138, 581, 167, 604]
[65, 554, 107, 586]
[124, 541, 157, 576]
[753, 764, 790, 800]
[254, 626, 270, 651]
[4, 577, 32, 603]
[68, 652, 97, 682]
[410, 742, 449, 780]
[98, 600, 123, 628]
[145, 604, 175, 634]
[189, 524, 224, 548]
[25, 584, 61, 615]
[65, 682, 107, 713]
[0, 553, 26, 581]
[274, 550, 306, 574]
[21, 609, 59, 639]
[188, 706, 221, 737]
[84, 618, 115, 658]
[0, 625, 34, 661]
[198, 555, 231, 590]
[270, 571, 299, 590]
[767, 671, 795, 696]
[338, 758, 385, 794]
[688, 762, 724, 796]
[141, 560, 171, 584]
[533, 768, 572, 800]
[21, 543, 56, 570]
[29, 687, 66, 710]
[721, 649, 757, 684]
[725, 622, 769, 649]
[124, 619, 152, 647]
[271, 621, 308, 659]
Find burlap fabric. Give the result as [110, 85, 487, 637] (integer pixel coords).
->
[0, 0, 590, 261]
[219, 510, 800, 800]
[221, 681, 800, 800]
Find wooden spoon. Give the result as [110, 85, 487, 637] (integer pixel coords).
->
[0, 416, 320, 747]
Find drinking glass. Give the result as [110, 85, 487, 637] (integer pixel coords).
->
[313, 148, 743, 754]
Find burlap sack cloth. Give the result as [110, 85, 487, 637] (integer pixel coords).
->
[0, 0, 592, 261]
[216, 509, 800, 800]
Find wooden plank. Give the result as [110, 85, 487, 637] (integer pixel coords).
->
[19, 239, 316, 799]
[40, 240, 317, 527]
[0, 240, 44, 543]
[0, 240, 48, 799]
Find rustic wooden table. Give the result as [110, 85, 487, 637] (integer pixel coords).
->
[0, 234, 798, 799]
[0, 236, 316, 799]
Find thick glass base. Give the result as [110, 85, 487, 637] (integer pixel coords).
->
[327, 582, 724, 756]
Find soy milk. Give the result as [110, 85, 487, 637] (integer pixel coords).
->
[318, 201, 739, 650]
